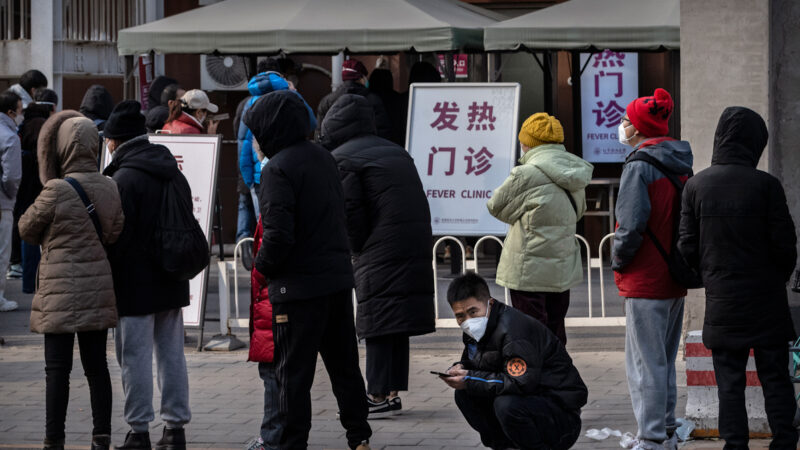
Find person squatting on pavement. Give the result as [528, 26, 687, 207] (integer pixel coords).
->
[243, 90, 372, 450]
[612, 88, 692, 450]
[20, 111, 124, 450]
[245, 217, 282, 450]
[439, 273, 588, 450]
[319, 94, 435, 417]
[102, 101, 192, 450]
[487, 112, 593, 344]
[678, 107, 799, 450]
[0, 90, 23, 312]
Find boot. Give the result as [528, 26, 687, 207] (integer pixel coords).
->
[92, 434, 111, 450]
[155, 427, 186, 450]
[115, 431, 151, 449]
[42, 438, 64, 450]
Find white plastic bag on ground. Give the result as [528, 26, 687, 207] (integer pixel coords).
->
[585, 427, 623, 440]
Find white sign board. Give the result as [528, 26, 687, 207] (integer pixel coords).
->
[406, 83, 520, 236]
[580, 50, 639, 163]
[102, 134, 220, 327]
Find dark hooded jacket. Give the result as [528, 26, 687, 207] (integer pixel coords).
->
[320, 95, 434, 339]
[245, 90, 353, 303]
[315, 80, 392, 143]
[678, 107, 797, 349]
[103, 135, 190, 316]
[15, 104, 50, 215]
[458, 301, 588, 412]
[79, 85, 114, 131]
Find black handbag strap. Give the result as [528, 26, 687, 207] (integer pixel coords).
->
[560, 186, 578, 216]
[626, 151, 690, 261]
[64, 177, 104, 244]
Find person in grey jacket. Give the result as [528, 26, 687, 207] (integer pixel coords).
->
[0, 91, 23, 312]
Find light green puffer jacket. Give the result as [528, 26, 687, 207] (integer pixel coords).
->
[487, 143, 594, 292]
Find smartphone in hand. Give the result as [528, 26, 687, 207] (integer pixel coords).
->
[430, 371, 452, 377]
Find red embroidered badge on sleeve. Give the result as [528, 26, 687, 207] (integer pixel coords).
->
[506, 358, 527, 377]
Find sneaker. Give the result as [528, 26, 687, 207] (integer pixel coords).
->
[115, 431, 150, 450]
[366, 395, 394, 419]
[663, 434, 678, 450]
[0, 297, 18, 312]
[633, 439, 666, 450]
[6, 264, 21, 279]
[244, 436, 264, 450]
[155, 426, 185, 450]
[388, 396, 402, 415]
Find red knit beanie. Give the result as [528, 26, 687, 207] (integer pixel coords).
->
[342, 59, 368, 81]
[626, 88, 673, 138]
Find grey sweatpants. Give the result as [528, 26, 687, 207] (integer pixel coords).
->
[625, 297, 684, 443]
[115, 308, 191, 432]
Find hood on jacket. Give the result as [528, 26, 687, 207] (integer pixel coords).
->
[79, 85, 114, 122]
[524, 144, 594, 192]
[633, 139, 693, 175]
[37, 110, 100, 184]
[711, 106, 767, 167]
[106, 134, 180, 181]
[243, 90, 310, 159]
[319, 94, 376, 150]
[248, 72, 289, 96]
[8, 84, 33, 108]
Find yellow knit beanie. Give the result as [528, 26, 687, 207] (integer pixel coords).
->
[518, 112, 564, 148]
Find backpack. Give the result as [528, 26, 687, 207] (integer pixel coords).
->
[150, 171, 210, 281]
[626, 151, 703, 289]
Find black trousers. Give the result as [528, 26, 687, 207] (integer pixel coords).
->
[44, 330, 112, 441]
[455, 390, 581, 450]
[272, 290, 372, 450]
[365, 333, 409, 396]
[711, 346, 798, 450]
[510, 290, 570, 344]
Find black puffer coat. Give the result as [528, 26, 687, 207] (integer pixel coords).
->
[246, 90, 354, 303]
[320, 94, 434, 339]
[103, 135, 190, 316]
[315, 80, 392, 143]
[458, 301, 588, 412]
[678, 107, 797, 349]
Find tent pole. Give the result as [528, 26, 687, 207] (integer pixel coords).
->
[543, 51, 554, 114]
[331, 52, 344, 91]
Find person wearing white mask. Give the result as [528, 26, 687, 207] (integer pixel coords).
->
[0, 90, 23, 312]
[162, 89, 220, 135]
[437, 273, 587, 450]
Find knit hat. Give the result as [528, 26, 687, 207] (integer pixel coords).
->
[518, 113, 564, 148]
[103, 100, 147, 140]
[626, 88, 673, 138]
[342, 59, 368, 81]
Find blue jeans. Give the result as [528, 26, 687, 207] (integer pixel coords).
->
[21, 241, 40, 294]
[250, 186, 260, 219]
[258, 362, 281, 449]
[625, 297, 684, 443]
[236, 191, 256, 242]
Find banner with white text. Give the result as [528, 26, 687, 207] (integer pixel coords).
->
[406, 83, 520, 236]
[580, 50, 639, 163]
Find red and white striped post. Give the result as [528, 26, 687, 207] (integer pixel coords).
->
[685, 330, 771, 438]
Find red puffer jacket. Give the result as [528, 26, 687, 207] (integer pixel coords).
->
[248, 218, 274, 362]
[162, 112, 203, 134]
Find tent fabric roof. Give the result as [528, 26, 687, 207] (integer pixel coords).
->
[484, 0, 679, 52]
[117, 0, 504, 55]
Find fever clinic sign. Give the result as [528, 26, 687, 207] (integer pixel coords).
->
[406, 83, 520, 236]
[102, 134, 220, 327]
[580, 50, 639, 163]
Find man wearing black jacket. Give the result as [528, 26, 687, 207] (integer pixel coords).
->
[243, 90, 371, 450]
[103, 101, 191, 450]
[440, 273, 587, 450]
[678, 107, 798, 450]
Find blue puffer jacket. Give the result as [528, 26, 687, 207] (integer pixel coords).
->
[238, 72, 317, 187]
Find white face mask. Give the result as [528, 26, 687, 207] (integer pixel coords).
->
[618, 122, 633, 146]
[460, 301, 491, 341]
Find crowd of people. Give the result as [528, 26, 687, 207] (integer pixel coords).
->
[0, 56, 797, 450]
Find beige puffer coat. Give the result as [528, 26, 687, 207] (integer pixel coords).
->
[20, 111, 124, 334]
